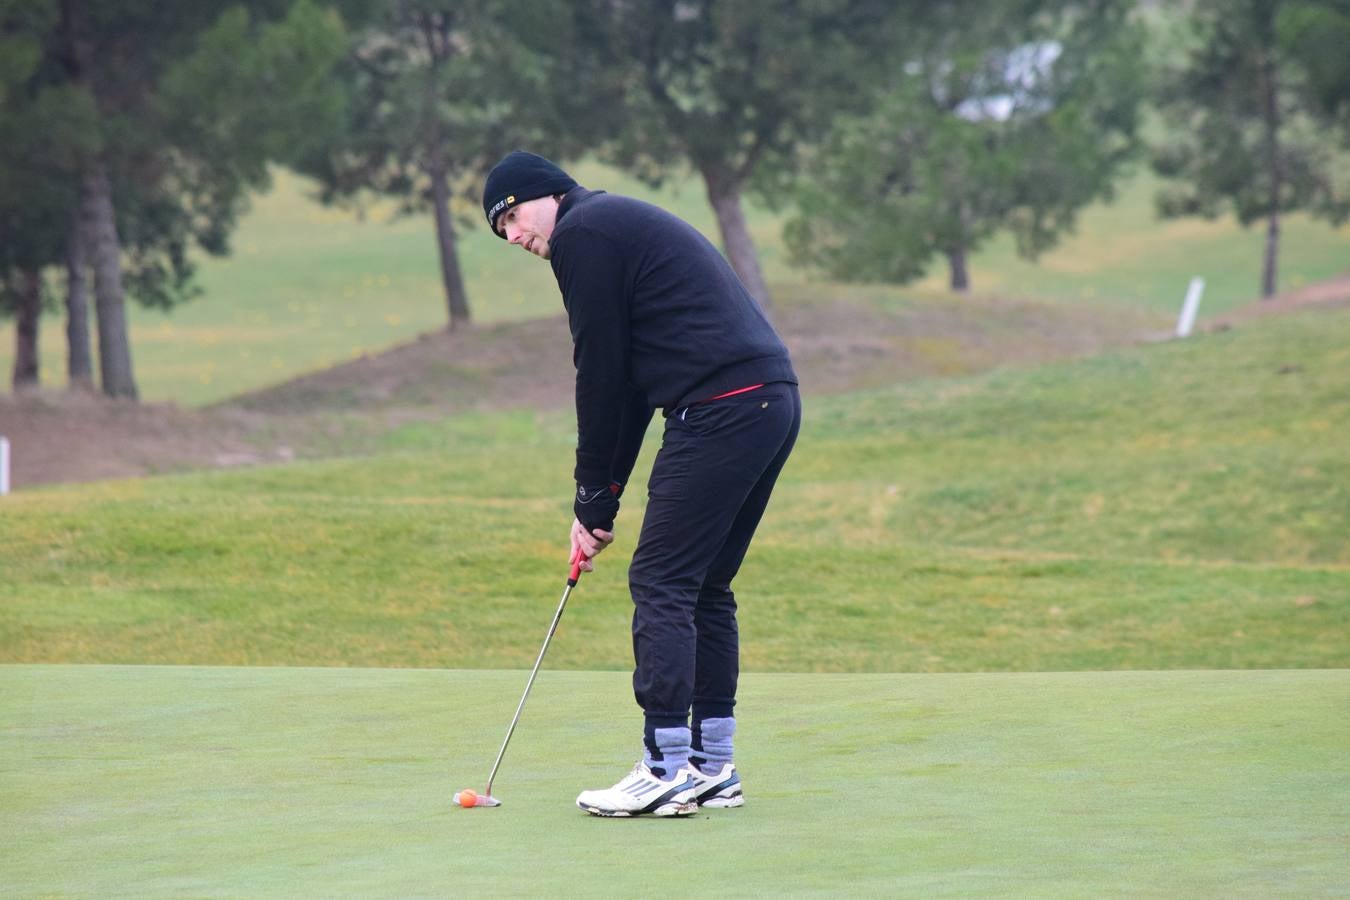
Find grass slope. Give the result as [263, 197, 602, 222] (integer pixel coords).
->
[2, 307, 1346, 671]
[2, 163, 1345, 406]
[3, 665, 1346, 897]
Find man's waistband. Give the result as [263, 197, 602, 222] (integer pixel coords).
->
[670, 357, 798, 411]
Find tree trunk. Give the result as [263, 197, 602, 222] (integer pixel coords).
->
[65, 205, 95, 391]
[427, 154, 471, 330]
[1263, 210, 1280, 300]
[699, 162, 773, 311]
[11, 269, 42, 392]
[946, 246, 971, 293]
[416, 12, 471, 331]
[62, 0, 135, 397]
[1259, 18, 1281, 299]
[82, 159, 138, 399]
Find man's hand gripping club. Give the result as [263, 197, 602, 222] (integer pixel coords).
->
[570, 481, 621, 572]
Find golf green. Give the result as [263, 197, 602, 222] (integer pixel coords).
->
[2, 666, 1346, 896]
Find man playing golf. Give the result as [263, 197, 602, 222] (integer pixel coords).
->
[483, 151, 800, 817]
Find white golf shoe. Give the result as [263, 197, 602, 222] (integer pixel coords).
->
[575, 761, 699, 817]
[690, 762, 744, 808]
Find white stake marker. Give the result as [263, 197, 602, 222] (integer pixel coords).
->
[0, 436, 9, 496]
[1176, 277, 1205, 338]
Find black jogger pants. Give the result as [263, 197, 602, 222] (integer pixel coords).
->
[628, 381, 801, 732]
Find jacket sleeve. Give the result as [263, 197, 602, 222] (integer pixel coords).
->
[550, 226, 633, 487]
[610, 386, 654, 489]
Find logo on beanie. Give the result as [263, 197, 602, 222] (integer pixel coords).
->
[507, 195, 515, 204]
[487, 197, 509, 223]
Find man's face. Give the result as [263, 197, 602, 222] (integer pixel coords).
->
[497, 196, 559, 260]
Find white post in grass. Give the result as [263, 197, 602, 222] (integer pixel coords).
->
[0, 436, 9, 496]
[1175, 276, 1205, 338]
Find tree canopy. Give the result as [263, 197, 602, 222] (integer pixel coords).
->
[784, 0, 1145, 292]
[555, 0, 896, 309]
[1151, 0, 1350, 298]
[0, 0, 346, 396]
[1277, 0, 1350, 136]
[292, 0, 606, 329]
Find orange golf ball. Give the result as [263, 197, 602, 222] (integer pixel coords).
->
[457, 789, 478, 808]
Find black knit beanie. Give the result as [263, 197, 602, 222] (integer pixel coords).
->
[482, 151, 578, 236]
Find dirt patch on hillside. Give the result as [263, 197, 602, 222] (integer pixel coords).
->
[1210, 273, 1350, 328]
[776, 292, 1160, 394]
[3, 274, 1343, 491]
[233, 290, 1163, 416]
[227, 316, 577, 416]
[0, 391, 270, 488]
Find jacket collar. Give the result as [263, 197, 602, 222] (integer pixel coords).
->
[556, 186, 605, 224]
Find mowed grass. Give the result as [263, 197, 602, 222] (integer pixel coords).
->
[913, 169, 1350, 312]
[2, 163, 1345, 406]
[2, 665, 1346, 897]
[2, 306, 1346, 671]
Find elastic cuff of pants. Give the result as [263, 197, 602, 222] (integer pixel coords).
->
[644, 717, 690, 760]
[643, 712, 689, 731]
[692, 701, 735, 721]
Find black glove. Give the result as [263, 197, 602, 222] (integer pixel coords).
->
[575, 481, 622, 533]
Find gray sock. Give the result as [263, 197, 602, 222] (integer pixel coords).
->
[643, 726, 691, 781]
[691, 716, 735, 774]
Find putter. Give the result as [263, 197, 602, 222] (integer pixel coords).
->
[456, 547, 587, 808]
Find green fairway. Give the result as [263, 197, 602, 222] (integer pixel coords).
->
[2, 665, 1346, 897]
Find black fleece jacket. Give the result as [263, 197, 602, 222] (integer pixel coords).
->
[549, 187, 797, 488]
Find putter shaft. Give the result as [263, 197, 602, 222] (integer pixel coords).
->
[483, 572, 579, 798]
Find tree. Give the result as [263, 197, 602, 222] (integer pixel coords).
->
[1152, 0, 1350, 299]
[149, 0, 349, 300]
[564, 0, 895, 310]
[1278, 0, 1350, 136]
[784, 0, 1144, 293]
[0, 0, 89, 391]
[298, 0, 563, 331]
[1, 0, 348, 398]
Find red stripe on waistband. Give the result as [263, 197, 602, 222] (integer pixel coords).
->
[708, 384, 765, 402]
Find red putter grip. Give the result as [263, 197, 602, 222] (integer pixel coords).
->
[569, 546, 588, 584]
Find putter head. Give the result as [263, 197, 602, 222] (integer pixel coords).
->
[454, 790, 502, 808]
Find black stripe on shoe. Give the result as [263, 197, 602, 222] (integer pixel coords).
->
[696, 773, 741, 803]
[640, 777, 695, 814]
